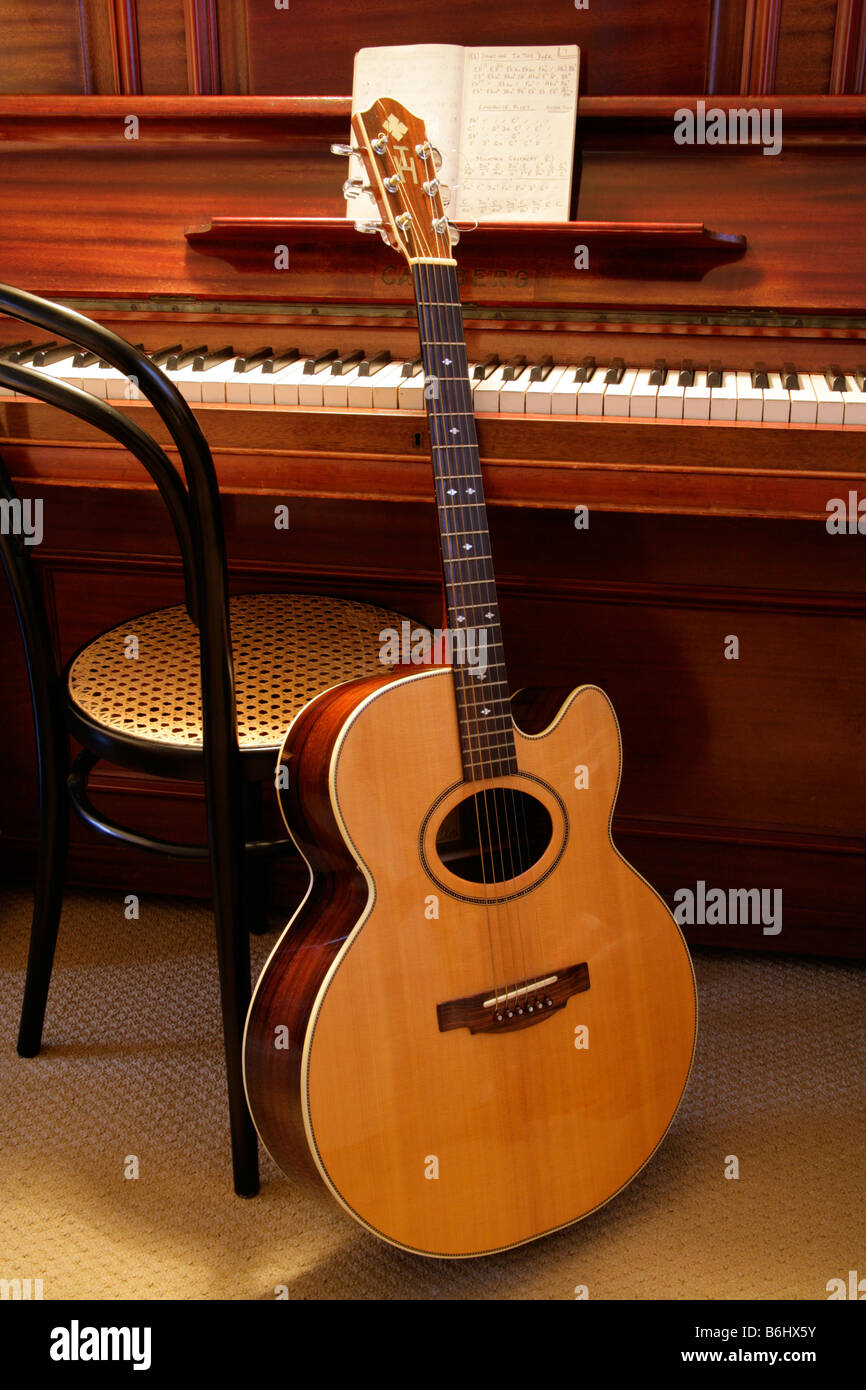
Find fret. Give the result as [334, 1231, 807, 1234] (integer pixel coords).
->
[413, 260, 517, 782]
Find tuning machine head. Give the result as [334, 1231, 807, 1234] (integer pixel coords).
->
[415, 141, 443, 171]
[330, 142, 361, 157]
[342, 177, 366, 199]
[354, 219, 391, 246]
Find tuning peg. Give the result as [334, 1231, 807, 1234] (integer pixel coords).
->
[416, 142, 443, 171]
[342, 178, 366, 199]
[448, 225, 460, 247]
[354, 220, 391, 246]
[330, 143, 360, 157]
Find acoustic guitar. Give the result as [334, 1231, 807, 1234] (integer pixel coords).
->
[243, 99, 697, 1258]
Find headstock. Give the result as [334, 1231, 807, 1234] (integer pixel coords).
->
[333, 98, 457, 264]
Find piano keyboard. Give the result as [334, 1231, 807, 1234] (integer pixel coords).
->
[2, 343, 865, 425]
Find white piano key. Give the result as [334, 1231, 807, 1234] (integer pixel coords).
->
[842, 381, 866, 425]
[322, 363, 363, 408]
[371, 361, 407, 409]
[397, 366, 426, 410]
[297, 366, 329, 406]
[762, 372, 791, 423]
[682, 370, 711, 420]
[473, 365, 511, 413]
[273, 357, 312, 405]
[550, 367, 581, 415]
[499, 366, 533, 414]
[735, 370, 764, 422]
[602, 367, 638, 417]
[656, 374, 686, 419]
[576, 372, 607, 417]
[525, 364, 569, 415]
[628, 367, 659, 419]
[810, 373, 844, 424]
[709, 371, 738, 421]
[788, 374, 817, 423]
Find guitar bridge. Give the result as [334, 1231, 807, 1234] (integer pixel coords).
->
[437, 962, 590, 1035]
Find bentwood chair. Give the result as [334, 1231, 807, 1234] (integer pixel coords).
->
[0, 283, 425, 1196]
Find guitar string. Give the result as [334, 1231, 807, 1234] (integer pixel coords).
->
[434, 258, 539, 1010]
[416, 261, 504, 1010]
[424, 260, 514, 1007]
[427, 260, 529, 1009]
[433, 260, 548, 1005]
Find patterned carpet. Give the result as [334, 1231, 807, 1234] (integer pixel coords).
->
[0, 888, 863, 1300]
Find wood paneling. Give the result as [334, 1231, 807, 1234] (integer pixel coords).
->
[775, 0, 839, 92]
[830, 0, 866, 92]
[0, 0, 88, 94]
[244, 0, 713, 97]
[136, 0, 189, 95]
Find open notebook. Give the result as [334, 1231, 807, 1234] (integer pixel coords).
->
[347, 44, 580, 223]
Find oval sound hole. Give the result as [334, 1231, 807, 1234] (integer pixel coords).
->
[435, 788, 553, 885]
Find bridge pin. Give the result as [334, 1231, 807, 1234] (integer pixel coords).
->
[516, 1006, 524, 1015]
[526, 1004, 534, 1013]
[506, 1009, 514, 1019]
[495, 1012, 504, 1022]
[545, 997, 554, 1007]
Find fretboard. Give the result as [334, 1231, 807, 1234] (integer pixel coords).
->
[412, 261, 516, 782]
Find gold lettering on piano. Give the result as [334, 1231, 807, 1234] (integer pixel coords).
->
[381, 264, 533, 294]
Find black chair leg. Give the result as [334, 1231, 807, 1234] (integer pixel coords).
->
[17, 740, 69, 1057]
[208, 772, 260, 1196]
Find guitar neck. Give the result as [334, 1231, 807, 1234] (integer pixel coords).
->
[412, 260, 517, 782]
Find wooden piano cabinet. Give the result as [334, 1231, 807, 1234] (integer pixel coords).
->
[1, 467, 864, 958]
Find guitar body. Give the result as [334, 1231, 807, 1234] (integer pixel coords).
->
[244, 666, 697, 1258]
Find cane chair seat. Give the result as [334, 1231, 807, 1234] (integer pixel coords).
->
[67, 591, 412, 757]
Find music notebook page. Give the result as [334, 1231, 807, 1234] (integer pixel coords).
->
[457, 46, 580, 221]
[347, 44, 579, 222]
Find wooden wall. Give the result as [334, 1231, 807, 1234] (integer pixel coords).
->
[0, 0, 864, 97]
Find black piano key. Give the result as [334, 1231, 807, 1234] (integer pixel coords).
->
[574, 355, 596, 383]
[330, 349, 365, 375]
[502, 355, 528, 381]
[1, 340, 34, 361]
[233, 347, 274, 373]
[72, 350, 99, 368]
[262, 349, 300, 374]
[401, 356, 423, 378]
[678, 359, 695, 388]
[825, 364, 847, 392]
[529, 355, 555, 382]
[15, 341, 58, 364]
[193, 346, 234, 372]
[358, 351, 392, 377]
[781, 362, 800, 391]
[603, 357, 625, 385]
[33, 344, 76, 366]
[854, 368, 866, 392]
[472, 354, 499, 381]
[302, 349, 339, 375]
[751, 362, 771, 390]
[707, 360, 724, 388]
[648, 358, 668, 386]
[148, 344, 184, 366]
[165, 345, 208, 372]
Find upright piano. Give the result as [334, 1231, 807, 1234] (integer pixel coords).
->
[1, 3, 864, 956]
